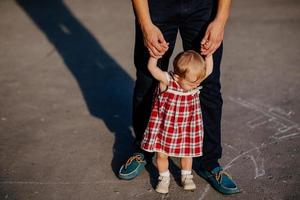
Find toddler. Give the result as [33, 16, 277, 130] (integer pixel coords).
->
[141, 50, 213, 193]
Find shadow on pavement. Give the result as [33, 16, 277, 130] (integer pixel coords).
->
[16, 0, 137, 176]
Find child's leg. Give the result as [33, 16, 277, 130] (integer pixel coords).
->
[155, 152, 170, 194]
[156, 152, 169, 174]
[180, 157, 196, 190]
[181, 157, 192, 172]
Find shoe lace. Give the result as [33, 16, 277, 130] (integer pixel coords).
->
[124, 155, 143, 169]
[158, 176, 169, 184]
[182, 175, 193, 183]
[214, 170, 233, 183]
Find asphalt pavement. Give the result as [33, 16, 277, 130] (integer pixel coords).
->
[0, 0, 299, 199]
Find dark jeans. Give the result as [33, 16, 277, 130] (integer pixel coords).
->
[132, 0, 222, 171]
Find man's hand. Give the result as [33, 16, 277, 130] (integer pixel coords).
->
[200, 20, 225, 56]
[141, 23, 169, 59]
[131, 0, 169, 58]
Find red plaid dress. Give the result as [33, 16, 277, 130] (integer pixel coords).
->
[141, 72, 203, 157]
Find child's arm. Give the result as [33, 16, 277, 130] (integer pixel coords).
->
[148, 57, 169, 85]
[204, 55, 213, 79]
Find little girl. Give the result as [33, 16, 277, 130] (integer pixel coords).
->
[141, 50, 213, 194]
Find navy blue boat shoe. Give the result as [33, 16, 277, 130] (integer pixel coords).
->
[119, 153, 147, 180]
[197, 166, 241, 195]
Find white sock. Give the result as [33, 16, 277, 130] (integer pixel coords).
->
[181, 170, 192, 175]
[159, 170, 170, 177]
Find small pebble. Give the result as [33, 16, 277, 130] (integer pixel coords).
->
[1, 117, 7, 121]
[114, 191, 120, 194]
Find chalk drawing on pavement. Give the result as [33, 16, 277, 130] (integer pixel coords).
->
[198, 97, 300, 199]
[228, 97, 300, 141]
[224, 97, 299, 178]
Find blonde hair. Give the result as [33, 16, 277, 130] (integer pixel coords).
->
[173, 50, 206, 82]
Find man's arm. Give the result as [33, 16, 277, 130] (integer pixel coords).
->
[214, 0, 231, 27]
[132, 0, 152, 32]
[132, 0, 168, 58]
[201, 0, 232, 56]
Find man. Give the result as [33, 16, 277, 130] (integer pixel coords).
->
[119, 0, 240, 195]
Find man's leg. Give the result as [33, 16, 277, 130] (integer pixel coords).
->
[178, 0, 222, 172]
[132, 20, 178, 156]
[196, 46, 223, 171]
[119, 9, 179, 179]
[178, 0, 240, 194]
